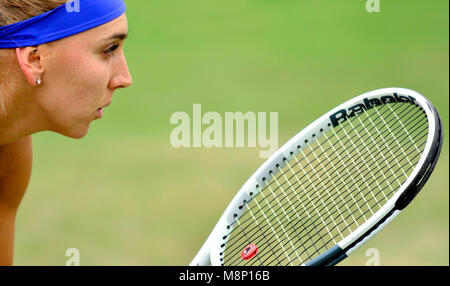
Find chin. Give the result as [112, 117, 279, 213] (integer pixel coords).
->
[69, 130, 90, 139]
[53, 124, 91, 139]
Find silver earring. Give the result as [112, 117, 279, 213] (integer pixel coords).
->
[36, 79, 42, 85]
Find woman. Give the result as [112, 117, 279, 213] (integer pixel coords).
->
[0, 0, 132, 265]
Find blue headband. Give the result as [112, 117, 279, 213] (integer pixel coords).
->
[0, 0, 126, 48]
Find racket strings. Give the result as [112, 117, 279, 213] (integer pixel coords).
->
[227, 128, 410, 264]
[274, 150, 424, 266]
[225, 101, 426, 264]
[228, 130, 426, 266]
[227, 102, 418, 231]
[224, 101, 428, 265]
[274, 126, 427, 265]
[235, 102, 425, 230]
[243, 101, 412, 199]
[227, 105, 428, 266]
[229, 103, 405, 230]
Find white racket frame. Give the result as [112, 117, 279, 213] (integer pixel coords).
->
[190, 88, 442, 266]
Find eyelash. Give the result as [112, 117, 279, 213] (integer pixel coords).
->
[104, 44, 120, 55]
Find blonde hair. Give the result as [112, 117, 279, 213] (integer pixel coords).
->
[0, 0, 67, 115]
[0, 0, 67, 26]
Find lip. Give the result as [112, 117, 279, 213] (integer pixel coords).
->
[102, 102, 112, 108]
[100, 101, 112, 109]
[96, 108, 104, 119]
[95, 101, 112, 119]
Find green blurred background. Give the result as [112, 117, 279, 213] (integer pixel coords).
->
[15, 0, 448, 265]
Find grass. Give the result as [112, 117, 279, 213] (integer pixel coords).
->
[13, 0, 449, 265]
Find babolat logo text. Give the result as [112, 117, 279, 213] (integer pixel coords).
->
[330, 93, 417, 127]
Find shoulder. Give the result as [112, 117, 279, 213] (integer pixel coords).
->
[0, 136, 33, 210]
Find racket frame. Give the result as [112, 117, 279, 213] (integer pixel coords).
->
[190, 88, 443, 266]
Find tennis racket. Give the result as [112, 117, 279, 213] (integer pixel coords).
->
[190, 88, 443, 266]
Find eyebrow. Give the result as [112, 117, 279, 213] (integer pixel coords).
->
[104, 32, 128, 41]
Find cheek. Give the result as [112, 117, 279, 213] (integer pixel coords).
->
[45, 54, 109, 113]
[40, 51, 111, 135]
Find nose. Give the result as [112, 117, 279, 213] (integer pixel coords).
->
[109, 53, 133, 90]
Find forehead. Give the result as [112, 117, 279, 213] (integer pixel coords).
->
[55, 14, 128, 47]
[86, 14, 129, 39]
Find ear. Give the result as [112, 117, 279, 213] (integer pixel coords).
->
[15, 46, 45, 86]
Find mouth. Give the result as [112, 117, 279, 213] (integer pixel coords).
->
[96, 102, 112, 119]
[96, 108, 104, 118]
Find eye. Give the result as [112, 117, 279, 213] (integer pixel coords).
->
[103, 44, 119, 55]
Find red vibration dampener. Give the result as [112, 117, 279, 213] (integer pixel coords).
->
[241, 244, 258, 260]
